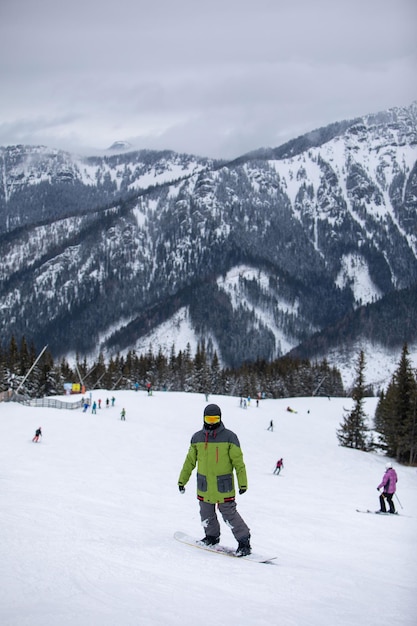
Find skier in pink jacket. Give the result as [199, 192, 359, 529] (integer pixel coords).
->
[377, 462, 398, 514]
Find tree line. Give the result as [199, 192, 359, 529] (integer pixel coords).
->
[4, 334, 416, 465]
[1, 335, 343, 400]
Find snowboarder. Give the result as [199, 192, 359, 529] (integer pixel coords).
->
[120, 408, 126, 421]
[273, 458, 284, 475]
[377, 462, 398, 514]
[178, 403, 252, 557]
[267, 420, 274, 431]
[32, 427, 42, 442]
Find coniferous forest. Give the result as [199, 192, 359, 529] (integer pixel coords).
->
[374, 344, 417, 465]
[335, 345, 417, 466]
[0, 335, 343, 400]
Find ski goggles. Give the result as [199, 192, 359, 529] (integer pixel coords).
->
[204, 415, 221, 425]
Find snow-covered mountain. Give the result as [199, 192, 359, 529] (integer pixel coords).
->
[1, 102, 416, 388]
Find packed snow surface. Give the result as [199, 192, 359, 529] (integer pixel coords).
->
[1, 391, 416, 626]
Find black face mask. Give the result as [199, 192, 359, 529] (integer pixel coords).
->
[204, 420, 221, 431]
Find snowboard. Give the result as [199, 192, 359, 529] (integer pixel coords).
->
[174, 531, 277, 563]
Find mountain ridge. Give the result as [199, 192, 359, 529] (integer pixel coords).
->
[1, 102, 416, 386]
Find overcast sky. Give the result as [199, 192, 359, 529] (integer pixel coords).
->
[0, 0, 416, 159]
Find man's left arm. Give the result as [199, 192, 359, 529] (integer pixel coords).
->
[229, 441, 248, 492]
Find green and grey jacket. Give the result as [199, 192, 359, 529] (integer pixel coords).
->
[178, 422, 248, 503]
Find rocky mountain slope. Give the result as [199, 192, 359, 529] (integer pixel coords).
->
[1, 102, 416, 383]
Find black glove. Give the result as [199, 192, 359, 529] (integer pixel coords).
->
[179, 485, 185, 494]
[239, 488, 247, 495]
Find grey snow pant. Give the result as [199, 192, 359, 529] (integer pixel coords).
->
[199, 500, 250, 542]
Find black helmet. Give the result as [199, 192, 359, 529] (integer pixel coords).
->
[204, 404, 221, 417]
[203, 404, 222, 429]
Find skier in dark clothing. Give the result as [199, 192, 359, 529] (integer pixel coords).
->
[32, 427, 42, 442]
[377, 462, 398, 514]
[273, 458, 283, 474]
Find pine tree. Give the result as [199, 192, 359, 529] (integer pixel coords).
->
[155, 347, 168, 389]
[0, 344, 7, 392]
[19, 336, 31, 376]
[194, 340, 210, 394]
[106, 356, 119, 389]
[337, 350, 369, 450]
[36, 350, 57, 397]
[59, 356, 74, 384]
[7, 335, 19, 377]
[375, 344, 417, 464]
[210, 351, 222, 395]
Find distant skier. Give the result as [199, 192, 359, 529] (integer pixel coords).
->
[32, 427, 42, 443]
[377, 462, 398, 514]
[106, 398, 110, 408]
[273, 458, 284, 475]
[92, 401, 97, 414]
[267, 420, 274, 431]
[121, 408, 126, 421]
[111, 396, 115, 406]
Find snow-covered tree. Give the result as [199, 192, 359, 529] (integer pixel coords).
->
[337, 350, 369, 450]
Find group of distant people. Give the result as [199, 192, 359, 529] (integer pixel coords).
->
[84, 396, 116, 413]
[32, 399, 127, 444]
